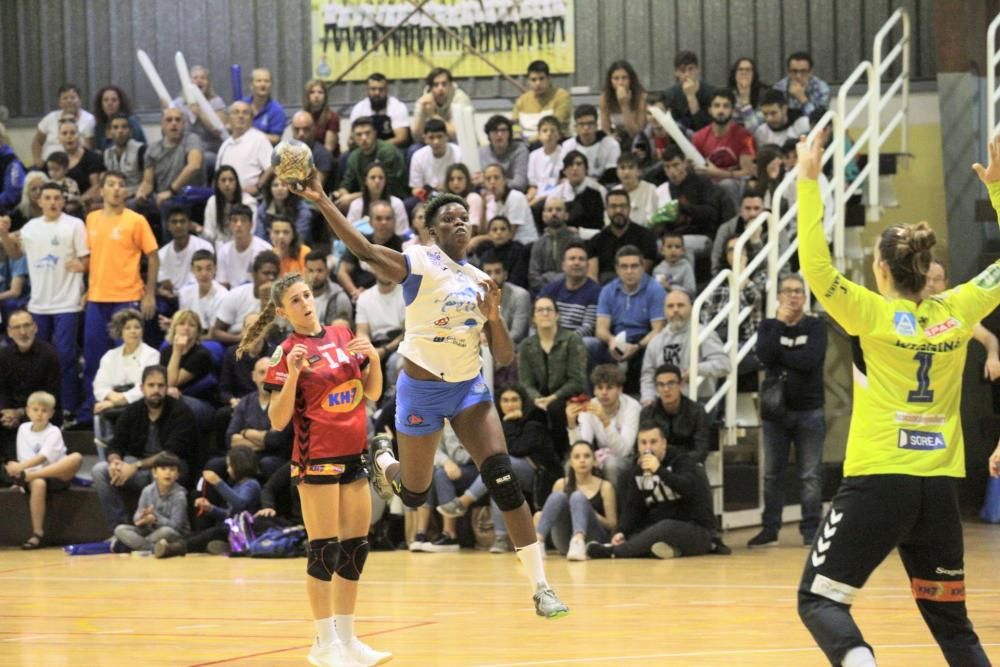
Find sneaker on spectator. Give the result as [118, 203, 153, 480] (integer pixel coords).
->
[710, 536, 732, 555]
[436, 498, 468, 518]
[746, 529, 779, 548]
[206, 540, 230, 555]
[344, 637, 392, 665]
[308, 637, 362, 667]
[153, 538, 187, 559]
[566, 536, 587, 561]
[409, 532, 428, 552]
[489, 534, 513, 553]
[585, 541, 614, 559]
[651, 541, 680, 559]
[369, 435, 396, 502]
[422, 533, 460, 553]
[533, 584, 569, 619]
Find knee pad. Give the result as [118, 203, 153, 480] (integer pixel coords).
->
[335, 536, 370, 581]
[396, 480, 431, 509]
[481, 453, 525, 512]
[306, 537, 339, 582]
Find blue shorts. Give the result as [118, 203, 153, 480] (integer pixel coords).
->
[395, 371, 493, 436]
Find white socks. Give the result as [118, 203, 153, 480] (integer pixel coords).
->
[515, 541, 549, 591]
[315, 616, 336, 646]
[842, 646, 877, 667]
[334, 614, 355, 645]
[375, 450, 396, 471]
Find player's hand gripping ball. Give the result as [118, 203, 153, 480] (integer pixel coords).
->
[272, 139, 314, 185]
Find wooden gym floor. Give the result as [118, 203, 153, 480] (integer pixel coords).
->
[1, 523, 998, 666]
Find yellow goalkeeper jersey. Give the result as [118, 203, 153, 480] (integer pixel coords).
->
[797, 178, 1000, 477]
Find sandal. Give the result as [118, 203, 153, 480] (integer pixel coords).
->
[21, 533, 43, 550]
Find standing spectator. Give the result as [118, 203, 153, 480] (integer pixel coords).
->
[559, 105, 620, 182]
[773, 52, 831, 117]
[615, 154, 658, 226]
[216, 101, 274, 196]
[652, 232, 696, 294]
[201, 166, 259, 245]
[103, 113, 147, 198]
[692, 89, 756, 207]
[31, 83, 96, 166]
[0, 184, 88, 416]
[289, 111, 335, 190]
[638, 363, 713, 464]
[729, 57, 768, 133]
[754, 89, 811, 148]
[304, 250, 352, 325]
[0, 122, 26, 212]
[748, 274, 827, 548]
[242, 68, 287, 145]
[81, 172, 160, 423]
[549, 151, 606, 233]
[178, 250, 229, 335]
[478, 115, 530, 193]
[256, 175, 312, 244]
[529, 197, 579, 293]
[481, 253, 531, 344]
[566, 364, 641, 485]
[134, 108, 204, 222]
[474, 216, 530, 290]
[92, 85, 146, 151]
[215, 204, 273, 289]
[599, 60, 648, 144]
[409, 119, 462, 199]
[512, 60, 572, 141]
[662, 51, 714, 132]
[209, 251, 279, 345]
[411, 67, 472, 143]
[347, 163, 410, 236]
[587, 190, 657, 284]
[349, 72, 411, 147]
[483, 166, 536, 244]
[111, 451, 188, 552]
[56, 120, 103, 210]
[171, 65, 228, 173]
[0, 311, 62, 459]
[301, 80, 340, 156]
[538, 242, 601, 340]
[334, 117, 408, 209]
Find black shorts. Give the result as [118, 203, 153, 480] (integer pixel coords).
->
[292, 453, 371, 486]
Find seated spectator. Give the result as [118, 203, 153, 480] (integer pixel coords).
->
[703, 235, 766, 380]
[111, 451, 188, 552]
[213, 312, 276, 454]
[615, 154, 658, 225]
[0, 237, 28, 319]
[92, 309, 161, 440]
[301, 79, 339, 156]
[481, 253, 531, 343]
[474, 217, 530, 290]
[0, 123, 26, 214]
[216, 101, 273, 195]
[222, 357, 292, 480]
[31, 83, 96, 167]
[662, 51, 714, 132]
[712, 190, 767, 275]
[162, 310, 217, 407]
[356, 274, 405, 392]
[334, 117, 408, 211]
[4, 391, 82, 549]
[171, 65, 227, 172]
[587, 191, 658, 283]
[526, 116, 565, 205]
[403, 204, 433, 249]
[1, 172, 45, 231]
[304, 249, 352, 325]
[92, 85, 146, 151]
[44, 151, 83, 217]
[210, 251, 280, 345]
[729, 57, 768, 133]
[154, 447, 261, 558]
[754, 144, 786, 209]
[102, 113, 147, 198]
[586, 423, 725, 559]
[754, 89, 810, 148]
[549, 151, 607, 233]
[91, 365, 197, 531]
[256, 174, 312, 244]
[338, 200, 403, 301]
[410, 421, 476, 553]
[692, 89, 756, 207]
[346, 162, 410, 236]
[529, 197, 580, 293]
[201, 166, 258, 245]
[178, 250, 229, 336]
[133, 108, 204, 224]
[640, 289, 729, 402]
[215, 204, 273, 288]
[443, 164, 483, 229]
[638, 364, 712, 464]
[0, 311, 61, 460]
[512, 60, 572, 142]
[255, 460, 302, 526]
[409, 119, 462, 200]
[534, 441, 616, 559]
[157, 206, 213, 304]
[773, 51, 830, 116]
[538, 242, 601, 340]
[653, 232, 696, 294]
[410, 66, 472, 144]
[349, 72, 411, 148]
[56, 120, 102, 209]
[243, 68, 287, 145]
[483, 165, 536, 245]
[560, 105, 620, 182]
[594, 246, 666, 392]
[599, 60, 648, 144]
[479, 115, 529, 192]
[269, 217, 311, 276]
[289, 111, 335, 190]
[566, 364, 641, 485]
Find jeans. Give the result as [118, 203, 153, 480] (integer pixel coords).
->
[465, 456, 535, 537]
[92, 457, 152, 530]
[430, 462, 479, 508]
[762, 407, 826, 536]
[535, 490, 609, 555]
[33, 311, 82, 414]
[81, 301, 139, 422]
[113, 524, 183, 551]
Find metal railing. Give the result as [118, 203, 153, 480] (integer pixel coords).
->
[989, 12, 1000, 140]
[870, 7, 911, 222]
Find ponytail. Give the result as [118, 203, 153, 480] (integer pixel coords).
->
[236, 300, 277, 359]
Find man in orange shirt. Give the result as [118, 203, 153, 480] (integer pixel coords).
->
[79, 171, 159, 424]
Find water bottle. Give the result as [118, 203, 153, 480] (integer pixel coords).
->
[640, 449, 655, 490]
[64, 541, 112, 556]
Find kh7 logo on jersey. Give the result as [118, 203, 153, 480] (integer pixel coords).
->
[322, 379, 364, 413]
[897, 428, 946, 450]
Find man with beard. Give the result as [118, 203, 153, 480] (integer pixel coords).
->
[303, 249, 352, 324]
[711, 190, 766, 275]
[528, 197, 579, 292]
[640, 289, 729, 402]
[349, 73, 411, 148]
[289, 112, 334, 189]
[538, 242, 601, 340]
[586, 190, 657, 284]
[90, 365, 197, 530]
[691, 89, 756, 207]
[754, 89, 811, 148]
[334, 117, 408, 210]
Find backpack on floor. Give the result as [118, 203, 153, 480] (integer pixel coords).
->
[248, 526, 307, 558]
[225, 511, 256, 555]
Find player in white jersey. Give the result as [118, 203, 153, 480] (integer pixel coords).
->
[292, 173, 569, 620]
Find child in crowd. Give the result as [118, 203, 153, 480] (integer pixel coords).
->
[177, 249, 229, 336]
[154, 446, 261, 558]
[526, 115, 564, 205]
[653, 231, 696, 293]
[45, 151, 83, 216]
[5, 391, 83, 549]
[112, 451, 189, 551]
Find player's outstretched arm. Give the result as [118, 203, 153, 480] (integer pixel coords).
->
[291, 171, 408, 284]
[974, 133, 1000, 228]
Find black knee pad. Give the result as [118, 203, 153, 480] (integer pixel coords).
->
[335, 536, 370, 581]
[307, 537, 339, 582]
[481, 453, 525, 512]
[396, 480, 431, 509]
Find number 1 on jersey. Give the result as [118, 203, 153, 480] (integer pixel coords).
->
[907, 352, 934, 403]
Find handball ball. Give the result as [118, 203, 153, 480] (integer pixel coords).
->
[272, 139, 314, 184]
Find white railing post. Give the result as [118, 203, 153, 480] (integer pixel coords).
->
[871, 8, 910, 221]
[989, 13, 1000, 140]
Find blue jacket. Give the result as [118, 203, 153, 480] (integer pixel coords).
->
[0, 145, 26, 211]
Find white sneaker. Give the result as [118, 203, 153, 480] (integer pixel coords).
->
[308, 637, 364, 667]
[566, 536, 587, 561]
[345, 637, 393, 665]
[651, 541, 680, 559]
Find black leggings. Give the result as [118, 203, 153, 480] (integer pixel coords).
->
[798, 475, 989, 666]
[613, 518, 712, 558]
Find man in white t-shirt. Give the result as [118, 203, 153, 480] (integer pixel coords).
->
[31, 83, 96, 167]
[409, 118, 462, 197]
[215, 101, 274, 195]
[215, 204, 273, 288]
[349, 73, 411, 147]
[209, 250, 279, 345]
[0, 183, 88, 415]
[178, 248, 228, 335]
[355, 275, 405, 390]
[157, 207, 213, 299]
